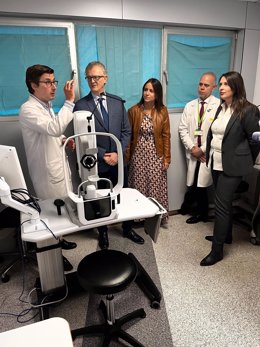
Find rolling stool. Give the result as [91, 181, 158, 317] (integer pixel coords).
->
[71, 249, 146, 346]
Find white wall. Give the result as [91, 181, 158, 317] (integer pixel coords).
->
[1, 0, 260, 211]
[123, 0, 247, 28]
[167, 113, 187, 210]
[241, 29, 260, 102]
[0, 0, 122, 19]
[0, 0, 248, 28]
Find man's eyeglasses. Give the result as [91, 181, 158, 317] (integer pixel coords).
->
[85, 76, 105, 82]
[38, 80, 58, 87]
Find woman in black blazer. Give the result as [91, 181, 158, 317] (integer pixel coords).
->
[200, 71, 260, 266]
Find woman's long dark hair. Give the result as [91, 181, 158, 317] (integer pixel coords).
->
[138, 78, 164, 112]
[219, 71, 251, 118]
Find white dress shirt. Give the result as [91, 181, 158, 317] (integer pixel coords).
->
[210, 103, 232, 171]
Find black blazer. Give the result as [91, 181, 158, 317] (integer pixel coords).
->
[74, 92, 131, 173]
[206, 103, 260, 177]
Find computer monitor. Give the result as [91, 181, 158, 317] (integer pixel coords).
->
[0, 145, 27, 190]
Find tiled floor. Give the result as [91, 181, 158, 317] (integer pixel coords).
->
[153, 214, 260, 347]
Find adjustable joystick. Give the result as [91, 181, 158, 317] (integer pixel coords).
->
[54, 199, 65, 216]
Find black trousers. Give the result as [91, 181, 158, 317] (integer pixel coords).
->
[212, 170, 242, 244]
[182, 161, 209, 217]
[97, 165, 133, 234]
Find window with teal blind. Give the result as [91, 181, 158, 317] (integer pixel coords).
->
[75, 25, 162, 110]
[165, 31, 234, 109]
[0, 22, 235, 116]
[0, 25, 71, 116]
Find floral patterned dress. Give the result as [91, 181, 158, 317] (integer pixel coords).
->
[128, 113, 169, 221]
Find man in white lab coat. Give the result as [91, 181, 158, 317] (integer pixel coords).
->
[19, 64, 76, 271]
[179, 72, 220, 224]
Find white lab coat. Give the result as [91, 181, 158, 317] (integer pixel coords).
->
[19, 95, 74, 200]
[179, 95, 220, 187]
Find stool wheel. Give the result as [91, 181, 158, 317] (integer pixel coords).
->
[1, 274, 10, 283]
[151, 300, 161, 309]
[140, 310, 146, 319]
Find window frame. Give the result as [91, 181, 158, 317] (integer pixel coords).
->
[0, 18, 242, 119]
[74, 22, 163, 110]
[0, 17, 79, 121]
[162, 26, 237, 112]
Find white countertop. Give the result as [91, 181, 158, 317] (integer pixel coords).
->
[0, 317, 73, 347]
[22, 188, 161, 243]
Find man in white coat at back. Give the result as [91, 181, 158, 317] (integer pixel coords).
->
[179, 72, 219, 224]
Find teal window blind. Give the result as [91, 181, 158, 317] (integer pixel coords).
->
[76, 25, 162, 110]
[167, 35, 232, 108]
[0, 26, 71, 116]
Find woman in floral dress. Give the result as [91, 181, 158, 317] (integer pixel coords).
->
[126, 78, 171, 225]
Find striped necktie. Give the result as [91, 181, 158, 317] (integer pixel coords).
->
[198, 101, 205, 147]
[99, 97, 109, 130]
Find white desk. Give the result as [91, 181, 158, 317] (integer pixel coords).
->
[22, 188, 161, 242]
[0, 317, 73, 347]
[21, 188, 163, 294]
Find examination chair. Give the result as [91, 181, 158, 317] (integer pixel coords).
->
[71, 249, 146, 347]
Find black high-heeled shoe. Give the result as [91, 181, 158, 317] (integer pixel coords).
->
[200, 242, 223, 266]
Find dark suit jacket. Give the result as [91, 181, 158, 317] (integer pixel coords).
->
[206, 103, 260, 176]
[74, 92, 131, 173]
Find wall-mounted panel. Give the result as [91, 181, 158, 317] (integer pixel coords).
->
[0, 0, 122, 19]
[246, 3, 260, 30]
[123, 0, 247, 29]
[167, 112, 186, 211]
[253, 43, 260, 106]
[241, 29, 260, 102]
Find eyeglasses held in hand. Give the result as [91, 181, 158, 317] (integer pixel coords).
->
[85, 76, 105, 82]
[38, 80, 59, 87]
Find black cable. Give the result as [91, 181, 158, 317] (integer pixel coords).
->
[11, 188, 41, 213]
[0, 222, 39, 323]
[0, 196, 59, 324]
[39, 219, 59, 240]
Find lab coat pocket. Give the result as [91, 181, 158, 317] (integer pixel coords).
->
[47, 158, 64, 184]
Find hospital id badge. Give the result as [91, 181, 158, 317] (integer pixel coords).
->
[194, 129, 203, 136]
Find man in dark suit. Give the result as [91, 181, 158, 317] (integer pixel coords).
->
[74, 61, 144, 249]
